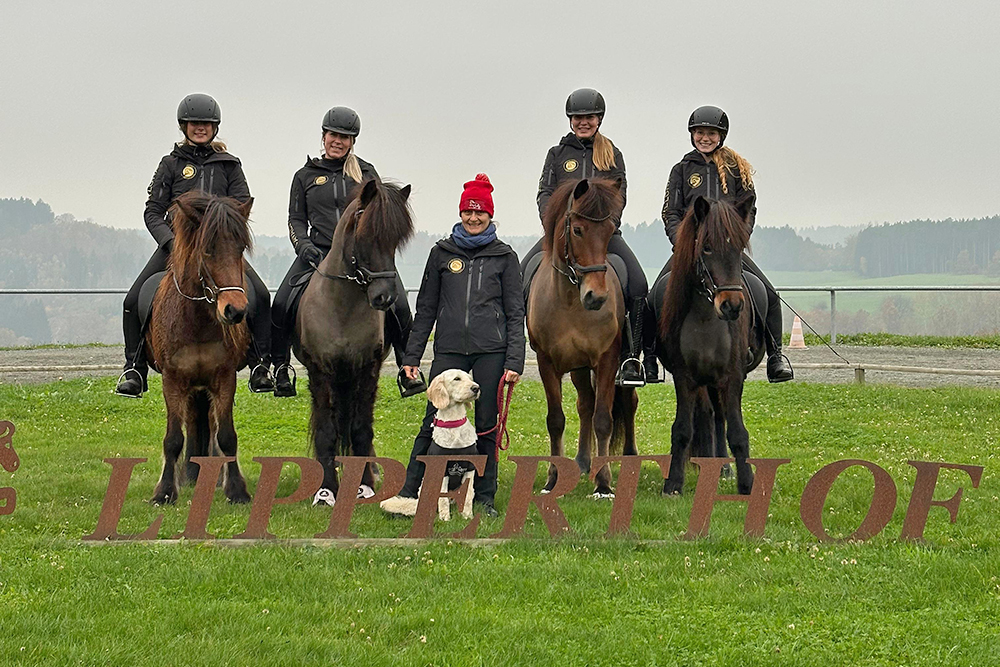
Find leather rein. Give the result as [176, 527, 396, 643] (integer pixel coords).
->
[551, 190, 613, 286]
[695, 248, 744, 304]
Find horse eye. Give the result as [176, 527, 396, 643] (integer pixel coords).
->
[703, 246, 713, 255]
[573, 226, 584, 237]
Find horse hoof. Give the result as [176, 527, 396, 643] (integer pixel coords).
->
[539, 488, 551, 495]
[151, 493, 175, 506]
[575, 458, 591, 475]
[227, 490, 252, 504]
[662, 480, 683, 497]
[720, 464, 734, 480]
[591, 491, 615, 500]
[313, 488, 337, 507]
[357, 484, 375, 499]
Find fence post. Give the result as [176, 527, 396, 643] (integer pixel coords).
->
[830, 290, 837, 345]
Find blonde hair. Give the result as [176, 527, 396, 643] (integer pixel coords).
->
[711, 146, 754, 194]
[592, 131, 617, 172]
[344, 146, 363, 183]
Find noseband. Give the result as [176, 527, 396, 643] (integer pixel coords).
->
[312, 207, 398, 287]
[696, 251, 743, 304]
[552, 191, 611, 286]
[173, 258, 246, 304]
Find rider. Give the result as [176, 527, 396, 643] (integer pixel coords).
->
[661, 105, 793, 382]
[522, 88, 657, 386]
[390, 174, 525, 517]
[270, 106, 424, 397]
[116, 93, 273, 398]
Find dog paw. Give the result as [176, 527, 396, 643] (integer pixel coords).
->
[312, 488, 336, 507]
[380, 495, 419, 517]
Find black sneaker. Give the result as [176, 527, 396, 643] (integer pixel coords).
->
[475, 501, 499, 518]
[397, 368, 427, 398]
[766, 353, 794, 383]
[273, 365, 296, 397]
[248, 364, 275, 393]
[115, 368, 146, 398]
[615, 358, 646, 388]
[643, 355, 663, 383]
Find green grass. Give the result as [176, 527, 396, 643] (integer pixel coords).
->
[1, 376, 999, 665]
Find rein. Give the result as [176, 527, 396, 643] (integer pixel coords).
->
[477, 378, 516, 457]
[309, 207, 398, 287]
[172, 259, 246, 304]
[695, 253, 743, 304]
[552, 190, 611, 286]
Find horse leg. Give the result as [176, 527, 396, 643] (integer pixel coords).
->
[706, 386, 732, 479]
[152, 376, 185, 504]
[537, 353, 565, 493]
[723, 380, 754, 495]
[570, 368, 595, 477]
[214, 373, 250, 504]
[621, 387, 639, 457]
[182, 391, 211, 486]
[591, 352, 618, 496]
[663, 380, 695, 496]
[309, 368, 340, 497]
[349, 364, 380, 492]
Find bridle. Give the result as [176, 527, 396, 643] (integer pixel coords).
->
[552, 190, 612, 286]
[695, 243, 743, 304]
[310, 207, 397, 287]
[173, 257, 246, 304]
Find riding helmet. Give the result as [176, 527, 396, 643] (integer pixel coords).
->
[688, 105, 729, 147]
[322, 106, 362, 137]
[565, 88, 606, 117]
[177, 93, 221, 124]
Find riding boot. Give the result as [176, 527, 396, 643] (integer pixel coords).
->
[246, 341, 275, 394]
[616, 297, 646, 388]
[115, 308, 148, 398]
[388, 303, 426, 398]
[641, 300, 662, 383]
[764, 294, 793, 383]
[273, 363, 297, 397]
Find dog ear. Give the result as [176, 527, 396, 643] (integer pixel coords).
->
[427, 376, 450, 410]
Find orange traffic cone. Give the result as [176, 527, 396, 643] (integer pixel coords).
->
[788, 316, 806, 349]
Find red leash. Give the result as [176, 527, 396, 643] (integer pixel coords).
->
[478, 378, 516, 457]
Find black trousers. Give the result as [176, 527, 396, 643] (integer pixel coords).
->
[269, 255, 413, 367]
[656, 252, 784, 353]
[400, 352, 505, 504]
[122, 249, 271, 370]
[520, 230, 648, 300]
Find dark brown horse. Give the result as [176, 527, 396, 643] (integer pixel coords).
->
[147, 192, 254, 505]
[527, 178, 638, 497]
[658, 194, 757, 495]
[295, 179, 413, 501]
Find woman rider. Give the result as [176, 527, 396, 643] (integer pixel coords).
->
[269, 106, 424, 397]
[522, 88, 658, 386]
[116, 93, 273, 397]
[661, 105, 793, 382]
[386, 174, 525, 517]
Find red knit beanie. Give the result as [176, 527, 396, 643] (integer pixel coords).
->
[459, 173, 494, 217]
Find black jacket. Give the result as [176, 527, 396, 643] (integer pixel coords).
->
[536, 133, 627, 224]
[403, 236, 525, 373]
[662, 149, 756, 245]
[144, 143, 251, 249]
[287, 156, 379, 254]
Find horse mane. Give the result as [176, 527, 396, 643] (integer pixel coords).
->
[346, 180, 414, 254]
[169, 191, 253, 277]
[661, 198, 751, 339]
[541, 178, 622, 253]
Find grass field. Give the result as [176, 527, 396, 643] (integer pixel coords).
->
[1, 376, 999, 665]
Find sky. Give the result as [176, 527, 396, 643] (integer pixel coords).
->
[2, 0, 998, 241]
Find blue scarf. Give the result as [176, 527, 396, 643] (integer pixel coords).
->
[451, 222, 497, 250]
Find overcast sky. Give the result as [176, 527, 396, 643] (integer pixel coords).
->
[2, 1, 998, 242]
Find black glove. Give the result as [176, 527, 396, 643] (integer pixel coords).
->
[299, 244, 323, 267]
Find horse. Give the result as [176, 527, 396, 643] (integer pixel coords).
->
[294, 179, 413, 501]
[657, 193, 759, 496]
[146, 191, 254, 505]
[526, 178, 638, 497]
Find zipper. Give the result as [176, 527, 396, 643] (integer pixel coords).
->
[494, 310, 502, 341]
[464, 257, 474, 354]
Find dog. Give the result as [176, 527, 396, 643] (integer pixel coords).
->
[380, 369, 480, 520]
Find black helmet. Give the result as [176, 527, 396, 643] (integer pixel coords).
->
[322, 106, 361, 137]
[688, 105, 729, 146]
[177, 93, 221, 124]
[565, 88, 606, 117]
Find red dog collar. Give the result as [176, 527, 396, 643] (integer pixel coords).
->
[432, 417, 469, 429]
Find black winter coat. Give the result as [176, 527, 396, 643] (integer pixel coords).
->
[403, 236, 526, 373]
[662, 149, 756, 245]
[287, 156, 379, 254]
[144, 143, 251, 249]
[537, 133, 627, 224]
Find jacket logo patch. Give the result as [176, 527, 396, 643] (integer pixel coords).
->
[688, 173, 702, 188]
[448, 258, 465, 274]
[314, 176, 328, 185]
[182, 165, 197, 180]
[563, 159, 579, 173]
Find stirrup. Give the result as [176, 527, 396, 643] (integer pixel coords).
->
[114, 368, 145, 398]
[616, 357, 646, 388]
[397, 368, 427, 398]
[247, 363, 275, 394]
[274, 364, 297, 397]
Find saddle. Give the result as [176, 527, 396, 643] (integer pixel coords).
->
[521, 251, 629, 313]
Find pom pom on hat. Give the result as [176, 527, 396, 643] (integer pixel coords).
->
[459, 173, 494, 217]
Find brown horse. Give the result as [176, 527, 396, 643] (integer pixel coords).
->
[658, 194, 757, 496]
[147, 191, 254, 505]
[527, 178, 638, 497]
[295, 179, 413, 501]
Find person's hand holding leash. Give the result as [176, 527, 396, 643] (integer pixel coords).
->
[503, 370, 520, 385]
[402, 365, 421, 381]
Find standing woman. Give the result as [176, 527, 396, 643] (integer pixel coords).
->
[388, 174, 525, 517]
[523, 88, 658, 386]
[116, 93, 273, 397]
[661, 105, 793, 382]
[269, 107, 424, 397]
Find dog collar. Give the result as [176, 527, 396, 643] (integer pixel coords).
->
[433, 417, 469, 429]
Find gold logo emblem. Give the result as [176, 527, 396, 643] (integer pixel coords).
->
[448, 258, 465, 274]
[315, 176, 328, 185]
[689, 173, 702, 188]
[563, 159, 579, 172]
[181, 165, 196, 180]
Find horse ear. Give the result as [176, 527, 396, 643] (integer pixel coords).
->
[174, 196, 201, 227]
[573, 179, 590, 200]
[399, 184, 411, 200]
[692, 196, 711, 227]
[734, 191, 756, 222]
[427, 375, 450, 410]
[360, 179, 379, 208]
[612, 176, 623, 191]
[238, 197, 254, 219]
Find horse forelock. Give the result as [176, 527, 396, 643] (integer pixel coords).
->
[170, 192, 252, 278]
[353, 180, 414, 254]
[542, 179, 621, 254]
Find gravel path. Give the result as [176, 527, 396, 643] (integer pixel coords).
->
[2, 344, 1000, 389]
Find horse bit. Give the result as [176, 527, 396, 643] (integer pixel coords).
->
[173, 259, 246, 304]
[310, 207, 398, 287]
[552, 192, 612, 286]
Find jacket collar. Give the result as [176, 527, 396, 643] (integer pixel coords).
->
[436, 235, 512, 258]
[171, 142, 238, 164]
[558, 132, 592, 150]
[306, 155, 347, 172]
